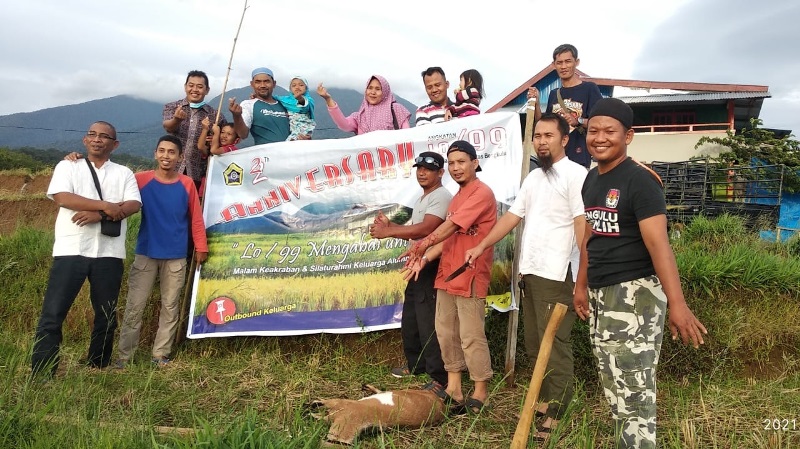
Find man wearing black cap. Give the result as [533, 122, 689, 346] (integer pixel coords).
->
[369, 151, 451, 389]
[574, 97, 707, 448]
[402, 140, 497, 414]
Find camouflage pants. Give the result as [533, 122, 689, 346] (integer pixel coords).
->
[588, 276, 666, 449]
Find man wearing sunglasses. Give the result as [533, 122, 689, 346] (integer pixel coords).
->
[32, 121, 141, 378]
[370, 152, 451, 390]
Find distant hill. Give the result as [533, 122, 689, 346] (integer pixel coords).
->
[0, 86, 417, 158]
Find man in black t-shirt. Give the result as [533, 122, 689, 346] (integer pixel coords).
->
[528, 44, 602, 168]
[573, 98, 707, 449]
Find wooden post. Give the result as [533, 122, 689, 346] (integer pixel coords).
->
[510, 303, 568, 449]
[503, 98, 538, 386]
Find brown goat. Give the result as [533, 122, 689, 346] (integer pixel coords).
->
[310, 384, 447, 446]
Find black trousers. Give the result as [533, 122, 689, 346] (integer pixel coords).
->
[32, 256, 124, 375]
[401, 262, 446, 386]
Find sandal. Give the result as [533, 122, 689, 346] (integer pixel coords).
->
[422, 381, 454, 405]
[464, 397, 486, 415]
[533, 424, 552, 442]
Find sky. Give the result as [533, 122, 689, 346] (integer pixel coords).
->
[2, 0, 799, 133]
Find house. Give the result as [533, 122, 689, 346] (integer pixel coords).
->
[488, 66, 771, 163]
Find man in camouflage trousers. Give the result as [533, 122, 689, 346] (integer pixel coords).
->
[574, 98, 707, 449]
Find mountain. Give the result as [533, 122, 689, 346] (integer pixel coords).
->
[0, 87, 417, 158]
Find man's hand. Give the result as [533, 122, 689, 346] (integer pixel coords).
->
[573, 287, 590, 321]
[444, 109, 453, 121]
[173, 105, 187, 121]
[228, 97, 242, 116]
[526, 87, 539, 101]
[464, 245, 484, 267]
[295, 134, 311, 140]
[71, 210, 102, 227]
[102, 202, 126, 221]
[668, 302, 707, 349]
[400, 256, 425, 282]
[195, 251, 209, 266]
[64, 152, 83, 162]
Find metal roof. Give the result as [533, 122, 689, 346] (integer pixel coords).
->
[616, 91, 771, 104]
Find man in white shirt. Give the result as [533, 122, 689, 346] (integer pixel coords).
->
[465, 113, 586, 440]
[32, 121, 141, 377]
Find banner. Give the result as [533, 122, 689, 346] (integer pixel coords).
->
[187, 112, 522, 338]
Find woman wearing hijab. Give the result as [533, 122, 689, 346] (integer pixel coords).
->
[317, 75, 411, 135]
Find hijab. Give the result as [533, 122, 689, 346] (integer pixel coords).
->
[351, 75, 411, 134]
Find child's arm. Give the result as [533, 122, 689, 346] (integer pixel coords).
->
[209, 124, 223, 155]
[197, 117, 211, 154]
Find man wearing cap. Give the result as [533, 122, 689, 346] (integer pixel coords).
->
[465, 113, 586, 440]
[229, 67, 306, 145]
[402, 140, 496, 414]
[163, 70, 225, 191]
[574, 97, 707, 448]
[369, 151, 451, 390]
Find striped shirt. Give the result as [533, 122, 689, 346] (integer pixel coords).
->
[414, 99, 453, 126]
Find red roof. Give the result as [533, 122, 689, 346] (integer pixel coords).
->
[487, 65, 769, 112]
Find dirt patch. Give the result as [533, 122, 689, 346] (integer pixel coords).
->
[0, 173, 56, 235]
[0, 173, 50, 195]
[0, 197, 57, 235]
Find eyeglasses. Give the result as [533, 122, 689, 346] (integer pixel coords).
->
[86, 132, 117, 141]
[414, 156, 441, 168]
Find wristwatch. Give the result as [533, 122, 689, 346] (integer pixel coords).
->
[577, 117, 585, 126]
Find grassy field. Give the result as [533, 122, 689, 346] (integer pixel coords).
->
[1, 215, 799, 448]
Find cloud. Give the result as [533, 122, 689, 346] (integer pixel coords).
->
[633, 0, 800, 133]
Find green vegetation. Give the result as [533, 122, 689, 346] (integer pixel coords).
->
[697, 118, 800, 192]
[0, 215, 798, 448]
[0, 146, 153, 173]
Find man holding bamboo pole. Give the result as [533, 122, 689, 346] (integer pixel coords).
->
[162, 70, 225, 193]
[466, 113, 586, 440]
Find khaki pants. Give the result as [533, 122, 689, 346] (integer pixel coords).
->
[434, 290, 492, 381]
[117, 255, 187, 361]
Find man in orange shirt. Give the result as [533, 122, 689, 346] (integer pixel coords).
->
[403, 140, 497, 414]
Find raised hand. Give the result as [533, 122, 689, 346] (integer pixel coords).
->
[228, 97, 242, 115]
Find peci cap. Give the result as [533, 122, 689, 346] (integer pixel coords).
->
[251, 67, 274, 80]
[413, 151, 445, 171]
[588, 97, 634, 129]
[447, 140, 482, 172]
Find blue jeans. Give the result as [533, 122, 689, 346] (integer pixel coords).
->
[32, 256, 124, 375]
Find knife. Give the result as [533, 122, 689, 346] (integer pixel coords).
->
[445, 262, 470, 282]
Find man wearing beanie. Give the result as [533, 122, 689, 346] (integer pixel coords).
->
[369, 151, 451, 390]
[229, 67, 297, 145]
[574, 97, 707, 448]
[402, 140, 496, 414]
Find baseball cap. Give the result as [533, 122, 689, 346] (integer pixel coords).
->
[412, 152, 444, 171]
[251, 67, 274, 80]
[447, 140, 482, 172]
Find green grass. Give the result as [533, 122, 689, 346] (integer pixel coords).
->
[1, 215, 799, 448]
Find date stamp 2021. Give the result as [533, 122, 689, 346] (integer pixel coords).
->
[762, 419, 797, 431]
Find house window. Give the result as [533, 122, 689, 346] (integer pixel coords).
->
[652, 110, 697, 132]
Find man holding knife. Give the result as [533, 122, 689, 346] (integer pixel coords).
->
[402, 140, 497, 414]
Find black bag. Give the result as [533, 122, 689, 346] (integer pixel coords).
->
[85, 159, 122, 237]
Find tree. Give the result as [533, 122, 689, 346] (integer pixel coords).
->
[696, 118, 800, 192]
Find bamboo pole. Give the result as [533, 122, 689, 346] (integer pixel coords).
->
[175, 0, 249, 348]
[503, 98, 538, 386]
[510, 303, 568, 449]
